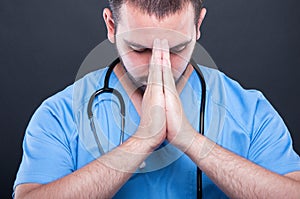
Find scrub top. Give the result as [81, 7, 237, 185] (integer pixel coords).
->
[14, 65, 300, 198]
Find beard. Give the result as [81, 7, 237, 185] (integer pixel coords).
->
[115, 39, 191, 94]
[118, 58, 189, 95]
[119, 59, 147, 94]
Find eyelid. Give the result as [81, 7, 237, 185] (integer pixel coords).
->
[171, 45, 186, 53]
[130, 45, 147, 52]
[130, 44, 186, 53]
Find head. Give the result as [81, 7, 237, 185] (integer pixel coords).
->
[103, 0, 206, 88]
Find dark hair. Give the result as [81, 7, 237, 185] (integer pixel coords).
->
[108, 0, 203, 26]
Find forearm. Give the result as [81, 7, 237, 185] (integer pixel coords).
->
[185, 131, 300, 198]
[17, 136, 152, 199]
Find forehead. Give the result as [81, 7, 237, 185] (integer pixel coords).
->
[116, 2, 195, 42]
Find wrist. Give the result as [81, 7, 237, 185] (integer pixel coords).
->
[125, 136, 154, 154]
[131, 129, 163, 152]
[98, 136, 154, 173]
[169, 126, 198, 152]
[185, 133, 216, 163]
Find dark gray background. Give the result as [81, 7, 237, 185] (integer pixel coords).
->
[1, 0, 299, 198]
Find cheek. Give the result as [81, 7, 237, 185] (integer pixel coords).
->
[170, 43, 194, 80]
[120, 51, 151, 77]
[170, 53, 189, 79]
[120, 49, 192, 81]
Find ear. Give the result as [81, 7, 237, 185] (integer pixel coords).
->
[196, 8, 207, 40]
[103, 8, 116, 43]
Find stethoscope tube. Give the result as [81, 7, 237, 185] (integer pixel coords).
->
[87, 58, 206, 198]
[190, 59, 206, 199]
[87, 58, 126, 150]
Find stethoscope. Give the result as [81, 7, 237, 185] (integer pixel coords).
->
[87, 57, 206, 199]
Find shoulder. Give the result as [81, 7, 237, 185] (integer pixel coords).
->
[43, 67, 108, 111]
[199, 66, 278, 136]
[28, 68, 109, 138]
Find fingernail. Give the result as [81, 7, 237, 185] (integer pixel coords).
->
[154, 38, 159, 45]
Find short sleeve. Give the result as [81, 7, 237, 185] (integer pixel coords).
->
[14, 99, 76, 189]
[248, 94, 300, 175]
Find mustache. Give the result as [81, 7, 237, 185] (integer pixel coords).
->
[119, 60, 188, 93]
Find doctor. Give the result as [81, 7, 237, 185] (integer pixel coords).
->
[14, 0, 300, 198]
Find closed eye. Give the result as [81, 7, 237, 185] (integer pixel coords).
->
[170, 45, 187, 53]
[133, 48, 147, 53]
[129, 45, 147, 53]
[131, 46, 186, 54]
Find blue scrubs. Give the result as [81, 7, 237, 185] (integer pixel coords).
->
[14, 65, 300, 198]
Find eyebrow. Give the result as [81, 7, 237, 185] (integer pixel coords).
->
[124, 38, 192, 50]
[124, 39, 148, 49]
[170, 39, 192, 50]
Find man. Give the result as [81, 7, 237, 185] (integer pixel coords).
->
[14, 0, 300, 198]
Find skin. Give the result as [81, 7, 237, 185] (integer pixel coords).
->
[15, 2, 300, 198]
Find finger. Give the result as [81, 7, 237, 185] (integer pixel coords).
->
[161, 39, 176, 92]
[147, 39, 163, 91]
